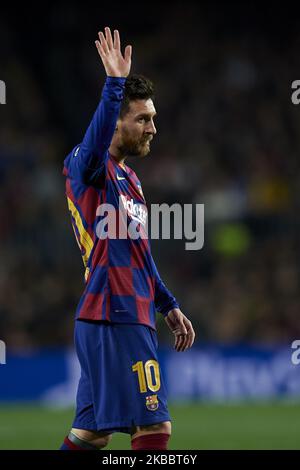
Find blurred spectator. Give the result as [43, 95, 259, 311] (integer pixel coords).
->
[0, 4, 299, 348]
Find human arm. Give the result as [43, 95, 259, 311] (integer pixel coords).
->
[151, 257, 195, 352]
[151, 256, 179, 317]
[64, 28, 132, 183]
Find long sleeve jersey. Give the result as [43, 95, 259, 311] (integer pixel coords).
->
[63, 77, 179, 329]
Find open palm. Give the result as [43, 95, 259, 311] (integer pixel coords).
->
[95, 27, 132, 78]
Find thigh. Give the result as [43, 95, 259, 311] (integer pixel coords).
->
[74, 320, 171, 432]
[131, 420, 171, 439]
[72, 321, 98, 430]
[111, 324, 171, 429]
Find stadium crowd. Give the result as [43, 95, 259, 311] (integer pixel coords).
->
[0, 4, 299, 348]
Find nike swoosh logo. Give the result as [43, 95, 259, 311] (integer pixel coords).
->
[117, 175, 126, 180]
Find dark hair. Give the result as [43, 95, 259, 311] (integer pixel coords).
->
[120, 74, 154, 118]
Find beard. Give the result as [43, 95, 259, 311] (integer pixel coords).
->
[117, 133, 152, 158]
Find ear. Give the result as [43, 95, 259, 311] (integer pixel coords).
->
[115, 118, 122, 132]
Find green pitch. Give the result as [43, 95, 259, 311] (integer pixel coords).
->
[0, 402, 300, 449]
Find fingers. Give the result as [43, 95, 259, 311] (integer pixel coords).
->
[96, 27, 131, 66]
[124, 44, 132, 62]
[175, 322, 195, 352]
[171, 321, 186, 351]
[98, 28, 121, 52]
[185, 334, 194, 350]
[114, 29, 120, 50]
[184, 319, 195, 349]
[174, 334, 185, 352]
[181, 320, 188, 335]
[98, 31, 109, 54]
[105, 26, 114, 50]
[187, 324, 196, 349]
[175, 333, 191, 352]
[95, 40, 105, 59]
[166, 310, 195, 352]
[177, 333, 190, 352]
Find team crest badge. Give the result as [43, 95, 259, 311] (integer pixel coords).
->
[146, 395, 159, 411]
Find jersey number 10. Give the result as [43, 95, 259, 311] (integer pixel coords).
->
[132, 360, 161, 393]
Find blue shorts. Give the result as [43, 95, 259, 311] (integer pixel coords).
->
[72, 320, 171, 434]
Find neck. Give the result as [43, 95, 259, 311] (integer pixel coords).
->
[109, 143, 127, 167]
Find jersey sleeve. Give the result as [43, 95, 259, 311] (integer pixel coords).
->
[151, 256, 179, 317]
[63, 76, 126, 184]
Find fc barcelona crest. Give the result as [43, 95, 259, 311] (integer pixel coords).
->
[146, 394, 159, 411]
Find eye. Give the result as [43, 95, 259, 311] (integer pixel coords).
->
[138, 117, 145, 123]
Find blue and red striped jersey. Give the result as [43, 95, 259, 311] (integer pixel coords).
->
[63, 77, 179, 329]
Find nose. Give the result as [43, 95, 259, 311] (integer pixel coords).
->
[147, 119, 157, 135]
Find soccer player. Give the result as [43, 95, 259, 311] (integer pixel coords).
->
[60, 27, 195, 451]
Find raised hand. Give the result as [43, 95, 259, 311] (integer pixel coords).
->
[95, 27, 132, 78]
[165, 308, 196, 352]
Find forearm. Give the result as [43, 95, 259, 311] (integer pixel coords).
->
[64, 77, 125, 182]
[80, 76, 126, 166]
[64, 28, 130, 183]
[151, 257, 179, 316]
